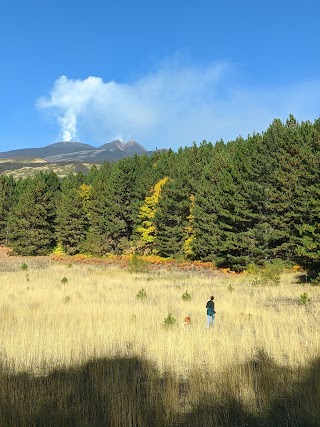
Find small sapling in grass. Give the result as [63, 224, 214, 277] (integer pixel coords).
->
[181, 290, 191, 301]
[128, 254, 149, 273]
[299, 292, 311, 306]
[227, 284, 234, 292]
[163, 313, 176, 328]
[136, 287, 147, 299]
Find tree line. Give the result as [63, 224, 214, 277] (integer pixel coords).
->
[0, 115, 319, 274]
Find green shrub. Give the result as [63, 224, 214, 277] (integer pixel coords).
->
[128, 254, 149, 273]
[61, 277, 68, 284]
[261, 260, 284, 286]
[21, 263, 28, 271]
[310, 273, 320, 286]
[246, 263, 260, 275]
[181, 290, 191, 301]
[163, 313, 176, 328]
[250, 259, 285, 286]
[299, 292, 311, 306]
[227, 284, 234, 292]
[251, 277, 262, 287]
[52, 244, 65, 256]
[136, 287, 147, 299]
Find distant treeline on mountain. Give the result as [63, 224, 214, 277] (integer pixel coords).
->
[0, 115, 319, 274]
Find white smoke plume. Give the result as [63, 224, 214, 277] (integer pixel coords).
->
[37, 64, 320, 148]
[58, 110, 77, 142]
[37, 75, 103, 142]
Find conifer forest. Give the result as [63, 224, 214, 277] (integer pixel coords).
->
[1, 116, 319, 275]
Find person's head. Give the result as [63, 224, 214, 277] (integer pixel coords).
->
[210, 296, 214, 300]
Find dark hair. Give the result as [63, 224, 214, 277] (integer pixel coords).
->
[210, 296, 214, 300]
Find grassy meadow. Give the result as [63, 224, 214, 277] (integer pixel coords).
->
[0, 258, 319, 426]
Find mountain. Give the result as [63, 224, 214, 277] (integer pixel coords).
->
[0, 142, 96, 159]
[0, 140, 151, 163]
[98, 139, 147, 154]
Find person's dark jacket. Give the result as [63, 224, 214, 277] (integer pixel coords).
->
[206, 300, 215, 316]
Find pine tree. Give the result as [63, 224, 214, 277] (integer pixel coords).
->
[82, 165, 111, 256]
[154, 177, 190, 258]
[7, 172, 60, 255]
[293, 118, 320, 271]
[0, 176, 16, 244]
[103, 159, 138, 253]
[55, 186, 88, 255]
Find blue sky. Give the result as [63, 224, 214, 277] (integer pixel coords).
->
[1, 0, 319, 152]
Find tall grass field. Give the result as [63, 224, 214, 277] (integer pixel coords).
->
[0, 258, 319, 426]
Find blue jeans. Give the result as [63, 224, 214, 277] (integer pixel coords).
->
[207, 314, 215, 328]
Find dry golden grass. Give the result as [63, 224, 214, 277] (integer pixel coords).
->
[0, 262, 319, 377]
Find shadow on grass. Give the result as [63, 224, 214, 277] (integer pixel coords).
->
[0, 351, 319, 426]
[181, 350, 320, 427]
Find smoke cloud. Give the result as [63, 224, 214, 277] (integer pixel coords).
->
[58, 110, 77, 142]
[37, 63, 320, 149]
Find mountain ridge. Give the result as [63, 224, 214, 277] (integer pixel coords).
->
[0, 140, 150, 163]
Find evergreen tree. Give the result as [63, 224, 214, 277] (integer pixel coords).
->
[82, 163, 112, 255]
[154, 177, 190, 258]
[55, 186, 88, 255]
[0, 176, 16, 244]
[7, 172, 60, 255]
[293, 118, 320, 271]
[103, 158, 138, 253]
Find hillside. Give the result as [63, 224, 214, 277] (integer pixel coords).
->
[0, 141, 96, 159]
[0, 140, 152, 178]
[0, 159, 92, 179]
[0, 140, 150, 162]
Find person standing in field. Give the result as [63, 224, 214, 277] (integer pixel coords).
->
[206, 296, 216, 328]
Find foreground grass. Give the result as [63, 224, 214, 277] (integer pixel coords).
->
[0, 260, 319, 425]
[0, 353, 319, 426]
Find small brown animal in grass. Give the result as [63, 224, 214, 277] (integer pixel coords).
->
[183, 314, 192, 326]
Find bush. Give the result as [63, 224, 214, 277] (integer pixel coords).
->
[181, 290, 191, 301]
[246, 263, 261, 275]
[61, 277, 68, 284]
[136, 287, 147, 300]
[128, 254, 149, 273]
[21, 263, 28, 271]
[299, 292, 311, 306]
[163, 313, 176, 328]
[52, 244, 65, 256]
[249, 259, 285, 286]
[310, 273, 320, 286]
[261, 260, 284, 285]
[227, 284, 234, 292]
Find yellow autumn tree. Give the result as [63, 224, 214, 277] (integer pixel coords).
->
[183, 193, 195, 258]
[136, 177, 169, 253]
[78, 183, 92, 216]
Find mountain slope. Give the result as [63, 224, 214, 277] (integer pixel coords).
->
[0, 142, 96, 159]
[0, 140, 153, 164]
[98, 140, 147, 154]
